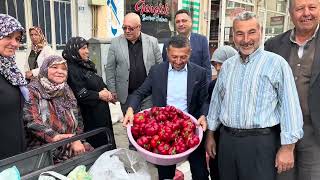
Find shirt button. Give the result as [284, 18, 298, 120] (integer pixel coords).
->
[297, 64, 301, 67]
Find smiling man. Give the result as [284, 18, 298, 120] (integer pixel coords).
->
[123, 35, 209, 180]
[162, 9, 211, 81]
[106, 13, 162, 115]
[207, 11, 304, 180]
[265, 0, 320, 179]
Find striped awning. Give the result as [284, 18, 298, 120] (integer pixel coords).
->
[182, 0, 200, 32]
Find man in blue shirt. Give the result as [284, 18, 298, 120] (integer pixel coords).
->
[206, 11, 303, 180]
[123, 35, 209, 180]
[162, 9, 212, 81]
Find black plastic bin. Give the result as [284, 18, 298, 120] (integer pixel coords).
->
[0, 127, 115, 180]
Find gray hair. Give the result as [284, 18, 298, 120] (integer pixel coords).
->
[233, 11, 256, 21]
[233, 11, 261, 29]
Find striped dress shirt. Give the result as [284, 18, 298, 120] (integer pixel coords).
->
[207, 48, 303, 145]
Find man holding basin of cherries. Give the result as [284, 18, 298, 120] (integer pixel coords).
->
[123, 35, 209, 180]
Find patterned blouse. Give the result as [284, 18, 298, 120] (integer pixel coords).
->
[23, 87, 83, 148]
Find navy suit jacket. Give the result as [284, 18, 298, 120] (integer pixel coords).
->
[162, 33, 211, 81]
[264, 29, 320, 141]
[128, 61, 209, 119]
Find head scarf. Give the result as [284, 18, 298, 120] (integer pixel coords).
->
[28, 55, 77, 120]
[0, 14, 27, 87]
[62, 37, 97, 73]
[29, 26, 47, 53]
[211, 45, 237, 64]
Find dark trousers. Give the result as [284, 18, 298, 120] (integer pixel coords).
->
[157, 138, 209, 180]
[208, 126, 221, 180]
[277, 123, 320, 180]
[219, 126, 280, 180]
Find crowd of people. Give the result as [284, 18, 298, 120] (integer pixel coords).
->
[0, 0, 319, 179]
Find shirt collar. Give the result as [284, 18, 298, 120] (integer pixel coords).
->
[289, 24, 319, 45]
[238, 47, 263, 64]
[168, 63, 188, 72]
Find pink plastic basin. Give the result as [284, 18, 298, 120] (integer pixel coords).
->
[127, 110, 203, 166]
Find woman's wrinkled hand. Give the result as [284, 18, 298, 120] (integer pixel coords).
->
[52, 134, 74, 142]
[70, 140, 86, 156]
[25, 70, 33, 79]
[99, 88, 113, 102]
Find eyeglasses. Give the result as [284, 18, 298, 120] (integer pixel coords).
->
[122, 25, 140, 32]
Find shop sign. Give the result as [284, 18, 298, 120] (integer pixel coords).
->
[270, 16, 284, 26]
[134, 0, 170, 23]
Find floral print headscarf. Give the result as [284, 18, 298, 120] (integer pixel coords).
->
[0, 14, 28, 93]
[29, 26, 47, 53]
[28, 55, 77, 120]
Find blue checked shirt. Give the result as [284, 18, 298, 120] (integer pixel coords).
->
[207, 48, 303, 145]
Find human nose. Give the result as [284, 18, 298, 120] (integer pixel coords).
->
[302, 7, 311, 16]
[9, 38, 20, 47]
[85, 48, 89, 54]
[243, 34, 249, 42]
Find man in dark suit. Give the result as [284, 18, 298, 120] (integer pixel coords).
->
[162, 9, 212, 81]
[264, 0, 320, 179]
[123, 35, 209, 180]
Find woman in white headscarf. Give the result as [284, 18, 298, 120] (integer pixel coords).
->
[0, 14, 29, 159]
[25, 26, 54, 80]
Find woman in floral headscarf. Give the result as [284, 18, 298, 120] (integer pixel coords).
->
[24, 55, 92, 163]
[25, 26, 53, 80]
[0, 14, 29, 159]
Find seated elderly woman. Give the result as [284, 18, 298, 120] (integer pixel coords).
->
[23, 55, 92, 163]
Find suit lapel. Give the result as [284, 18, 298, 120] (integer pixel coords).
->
[190, 33, 195, 51]
[187, 63, 195, 109]
[311, 30, 320, 86]
[120, 35, 130, 68]
[141, 33, 149, 68]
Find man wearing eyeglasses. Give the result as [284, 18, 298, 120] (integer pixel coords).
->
[106, 12, 162, 116]
[162, 9, 211, 81]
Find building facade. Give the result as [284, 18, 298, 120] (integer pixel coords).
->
[1, 0, 293, 71]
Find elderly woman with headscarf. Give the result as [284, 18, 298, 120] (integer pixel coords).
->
[25, 26, 54, 80]
[208, 45, 237, 100]
[23, 55, 92, 163]
[206, 45, 237, 180]
[0, 14, 29, 159]
[62, 37, 116, 148]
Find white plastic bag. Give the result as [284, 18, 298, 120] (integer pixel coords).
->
[38, 171, 70, 180]
[0, 166, 20, 180]
[109, 102, 124, 124]
[89, 148, 151, 180]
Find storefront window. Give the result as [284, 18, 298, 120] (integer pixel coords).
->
[125, 0, 177, 43]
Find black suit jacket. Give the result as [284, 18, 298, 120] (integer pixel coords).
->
[128, 61, 209, 119]
[264, 29, 320, 139]
[162, 33, 212, 81]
